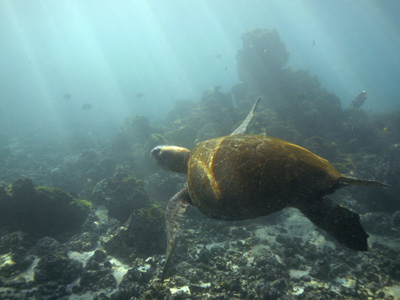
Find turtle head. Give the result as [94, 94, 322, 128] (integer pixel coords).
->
[151, 145, 191, 174]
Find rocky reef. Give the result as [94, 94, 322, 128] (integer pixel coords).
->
[0, 28, 400, 299]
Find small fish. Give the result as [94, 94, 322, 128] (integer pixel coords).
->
[215, 54, 222, 59]
[82, 103, 92, 110]
[313, 40, 316, 46]
[136, 93, 144, 98]
[224, 66, 228, 71]
[64, 93, 71, 99]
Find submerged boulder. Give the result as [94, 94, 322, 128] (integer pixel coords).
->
[102, 204, 166, 260]
[34, 253, 83, 284]
[0, 178, 92, 237]
[93, 169, 150, 222]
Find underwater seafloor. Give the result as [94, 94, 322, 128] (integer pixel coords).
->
[1, 29, 400, 300]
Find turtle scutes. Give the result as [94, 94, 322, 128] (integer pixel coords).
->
[187, 134, 343, 221]
[151, 97, 389, 282]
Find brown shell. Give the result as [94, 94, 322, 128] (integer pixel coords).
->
[187, 134, 341, 220]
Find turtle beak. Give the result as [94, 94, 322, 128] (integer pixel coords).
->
[150, 145, 190, 174]
[151, 145, 169, 168]
[150, 146, 162, 159]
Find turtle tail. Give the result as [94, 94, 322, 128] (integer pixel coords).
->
[298, 197, 369, 251]
[340, 176, 390, 187]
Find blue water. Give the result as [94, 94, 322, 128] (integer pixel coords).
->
[1, 0, 399, 136]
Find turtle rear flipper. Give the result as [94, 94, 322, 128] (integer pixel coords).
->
[298, 197, 369, 251]
[340, 175, 390, 187]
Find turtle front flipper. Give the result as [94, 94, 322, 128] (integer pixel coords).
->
[298, 197, 369, 251]
[161, 186, 190, 282]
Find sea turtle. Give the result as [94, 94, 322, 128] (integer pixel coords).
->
[151, 97, 389, 281]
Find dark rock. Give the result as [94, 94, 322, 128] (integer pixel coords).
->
[103, 209, 166, 260]
[2, 276, 27, 288]
[67, 231, 99, 252]
[0, 231, 31, 257]
[34, 254, 83, 284]
[82, 211, 120, 236]
[229, 227, 250, 239]
[104, 260, 112, 269]
[309, 258, 331, 280]
[94, 292, 111, 300]
[102, 228, 130, 260]
[79, 268, 116, 291]
[6, 177, 35, 201]
[392, 210, 400, 230]
[93, 170, 150, 222]
[252, 280, 282, 300]
[0, 178, 35, 229]
[0, 231, 34, 278]
[92, 249, 108, 263]
[125, 209, 166, 257]
[34, 280, 69, 300]
[110, 260, 155, 299]
[122, 265, 153, 285]
[28, 236, 67, 257]
[197, 247, 212, 264]
[111, 282, 142, 299]
[31, 186, 92, 236]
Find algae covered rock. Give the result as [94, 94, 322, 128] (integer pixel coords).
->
[0, 178, 92, 237]
[34, 186, 92, 234]
[34, 253, 83, 284]
[102, 207, 166, 259]
[93, 169, 150, 222]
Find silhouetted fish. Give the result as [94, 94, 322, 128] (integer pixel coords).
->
[216, 54, 222, 59]
[82, 103, 92, 110]
[64, 93, 71, 99]
[136, 93, 144, 98]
